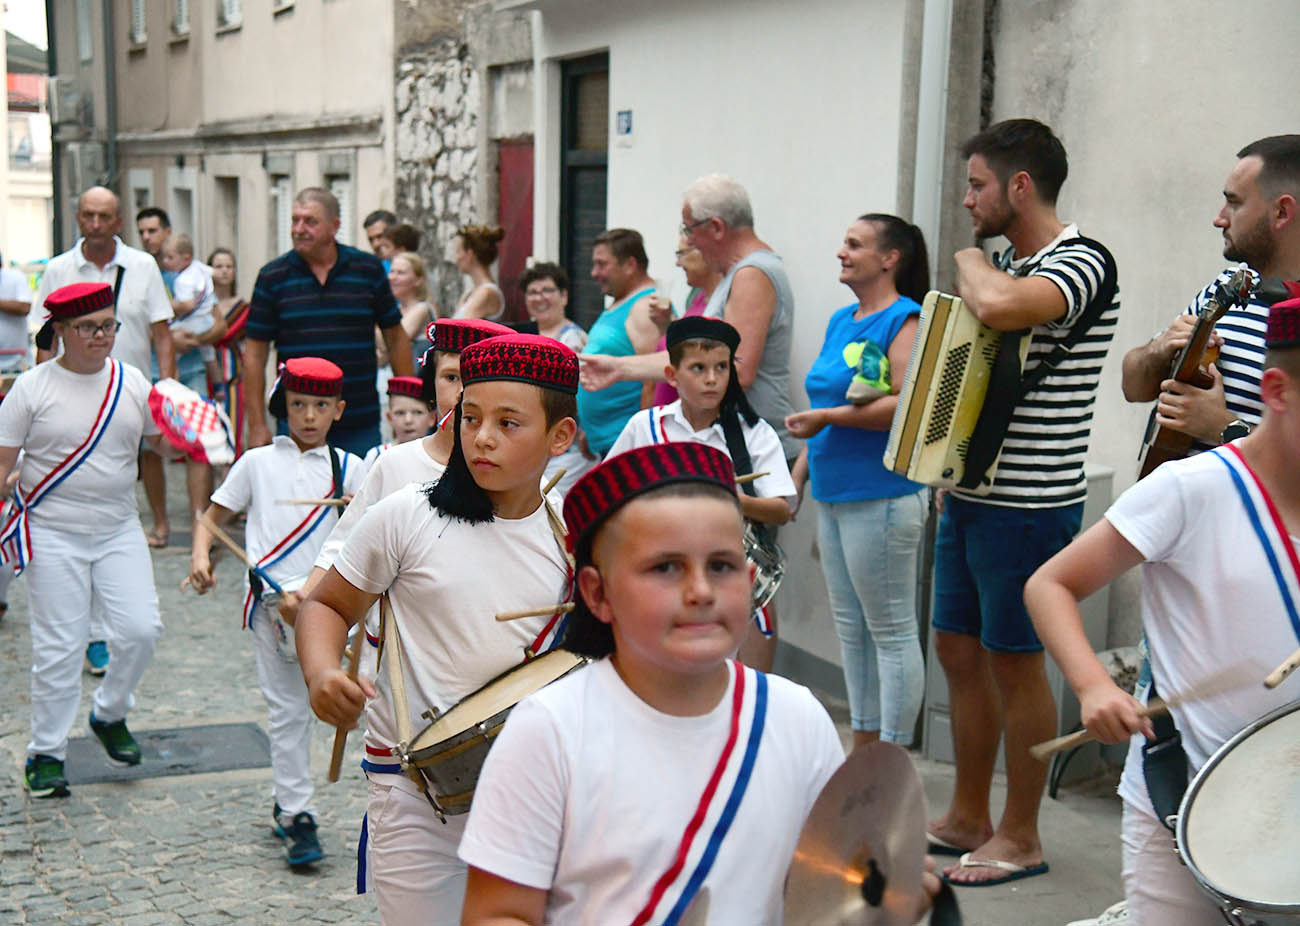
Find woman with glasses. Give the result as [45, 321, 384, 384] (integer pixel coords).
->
[520, 262, 586, 351]
[785, 213, 931, 749]
[651, 235, 724, 407]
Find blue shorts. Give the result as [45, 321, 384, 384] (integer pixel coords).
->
[931, 496, 1083, 653]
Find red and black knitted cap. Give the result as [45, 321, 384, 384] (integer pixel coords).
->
[428, 318, 515, 354]
[1268, 296, 1300, 349]
[387, 376, 424, 400]
[269, 357, 343, 418]
[460, 333, 579, 395]
[45, 282, 114, 319]
[563, 443, 736, 552]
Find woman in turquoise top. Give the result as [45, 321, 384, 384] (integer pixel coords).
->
[787, 214, 930, 746]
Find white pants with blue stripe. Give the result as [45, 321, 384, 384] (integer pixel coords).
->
[249, 602, 316, 818]
[26, 521, 163, 760]
[364, 777, 468, 926]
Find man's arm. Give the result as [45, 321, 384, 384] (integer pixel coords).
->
[0, 445, 21, 494]
[723, 267, 777, 390]
[461, 868, 547, 926]
[243, 338, 272, 447]
[624, 296, 663, 356]
[151, 320, 176, 380]
[0, 298, 29, 317]
[579, 350, 671, 390]
[380, 324, 414, 377]
[1025, 519, 1153, 744]
[1121, 314, 1199, 402]
[955, 247, 1068, 331]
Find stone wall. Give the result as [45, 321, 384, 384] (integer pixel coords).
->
[394, 38, 481, 315]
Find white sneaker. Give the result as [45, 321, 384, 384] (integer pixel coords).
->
[1065, 900, 1128, 926]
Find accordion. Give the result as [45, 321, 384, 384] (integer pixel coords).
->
[882, 291, 1029, 494]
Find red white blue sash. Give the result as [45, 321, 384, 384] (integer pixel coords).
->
[630, 661, 768, 926]
[1212, 444, 1300, 643]
[241, 449, 349, 628]
[0, 360, 125, 575]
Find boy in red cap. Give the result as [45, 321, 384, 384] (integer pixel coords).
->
[305, 318, 513, 681]
[0, 282, 166, 797]
[458, 442, 844, 922]
[1025, 297, 1300, 922]
[188, 356, 365, 867]
[297, 333, 577, 926]
[362, 375, 437, 469]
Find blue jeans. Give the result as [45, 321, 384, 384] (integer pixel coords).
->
[816, 489, 926, 743]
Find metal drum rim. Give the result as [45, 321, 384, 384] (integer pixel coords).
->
[1175, 698, 1300, 914]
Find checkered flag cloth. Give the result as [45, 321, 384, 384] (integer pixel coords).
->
[149, 378, 236, 465]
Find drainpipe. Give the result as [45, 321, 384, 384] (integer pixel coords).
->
[45, 0, 63, 248]
[101, 0, 118, 189]
[911, 0, 954, 287]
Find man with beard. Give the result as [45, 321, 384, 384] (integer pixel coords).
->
[1122, 135, 1300, 444]
[927, 119, 1121, 887]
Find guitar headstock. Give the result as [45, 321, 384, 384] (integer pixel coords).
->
[1203, 266, 1255, 322]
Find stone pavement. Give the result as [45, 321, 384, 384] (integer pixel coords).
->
[0, 461, 1127, 925]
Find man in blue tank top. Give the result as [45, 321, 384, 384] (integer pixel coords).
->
[576, 229, 660, 457]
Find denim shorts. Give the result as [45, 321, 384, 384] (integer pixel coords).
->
[931, 495, 1083, 652]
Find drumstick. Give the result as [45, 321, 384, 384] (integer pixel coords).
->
[542, 468, 566, 496]
[328, 632, 364, 783]
[196, 513, 284, 595]
[735, 471, 769, 485]
[1030, 659, 1261, 763]
[496, 601, 575, 622]
[1264, 644, 1300, 689]
[275, 498, 349, 507]
[1030, 698, 1168, 763]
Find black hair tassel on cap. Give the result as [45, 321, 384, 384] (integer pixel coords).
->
[422, 399, 495, 523]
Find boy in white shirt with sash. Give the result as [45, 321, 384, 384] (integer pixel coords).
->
[188, 357, 365, 867]
[458, 442, 846, 923]
[1025, 297, 1300, 924]
[297, 333, 578, 926]
[0, 282, 166, 797]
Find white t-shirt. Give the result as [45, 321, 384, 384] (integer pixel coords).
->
[459, 659, 844, 924]
[334, 483, 570, 792]
[0, 267, 30, 359]
[170, 260, 217, 362]
[1109, 448, 1300, 815]
[606, 399, 796, 503]
[0, 358, 157, 533]
[34, 237, 174, 377]
[361, 441, 391, 470]
[211, 436, 365, 597]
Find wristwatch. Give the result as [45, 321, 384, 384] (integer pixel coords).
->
[1220, 419, 1251, 444]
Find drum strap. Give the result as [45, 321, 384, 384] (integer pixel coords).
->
[1140, 681, 1187, 832]
[380, 593, 440, 806]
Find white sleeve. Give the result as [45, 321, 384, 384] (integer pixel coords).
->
[605, 409, 650, 459]
[342, 451, 367, 495]
[1103, 461, 1187, 564]
[745, 419, 796, 500]
[315, 454, 386, 570]
[0, 373, 35, 447]
[333, 489, 408, 594]
[458, 696, 569, 889]
[173, 267, 201, 301]
[210, 452, 256, 515]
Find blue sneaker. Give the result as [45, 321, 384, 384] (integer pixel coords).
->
[84, 640, 109, 677]
[274, 807, 324, 868]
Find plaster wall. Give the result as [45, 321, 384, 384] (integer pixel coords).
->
[989, 0, 1300, 644]
[530, 0, 912, 666]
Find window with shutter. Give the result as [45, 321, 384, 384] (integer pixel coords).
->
[218, 0, 243, 28]
[173, 0, 190, 35]
[328, 177, 354, 247]
[273, 178, 293, 256]
[129, 0, 147, 45]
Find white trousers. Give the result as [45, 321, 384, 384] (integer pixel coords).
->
[1122, 800, 1224, 926]
[26, 521, 163, 759]
[364, 777, 468, 926]
[249, 602, 316, 817]
[0, 565, 14, 605]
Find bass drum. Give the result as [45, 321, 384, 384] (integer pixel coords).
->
[1175, 700, 1300, 924]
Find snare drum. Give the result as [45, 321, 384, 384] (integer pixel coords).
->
[1176, 700, 1300, 924]
[744, 522, 786, 610]
[258, 574, 308, 664]
[404, 649, 588, 816]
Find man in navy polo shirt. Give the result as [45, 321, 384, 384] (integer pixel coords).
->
[244, 188, 413, 457]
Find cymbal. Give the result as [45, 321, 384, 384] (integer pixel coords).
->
[784, 742, 928, 926]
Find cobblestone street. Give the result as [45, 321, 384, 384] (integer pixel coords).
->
[0, 473, 380, 924]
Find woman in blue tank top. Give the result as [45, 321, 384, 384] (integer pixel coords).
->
[787, 214, 930, 746]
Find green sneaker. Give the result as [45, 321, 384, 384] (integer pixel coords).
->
[25, 754, 70, 798]
[89, 712, 142, 767]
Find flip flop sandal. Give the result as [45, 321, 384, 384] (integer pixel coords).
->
[942, 852, 1050, 887]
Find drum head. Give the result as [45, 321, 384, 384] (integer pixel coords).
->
[411, 649, 584, 748]
[1178, 702, 1300, 910]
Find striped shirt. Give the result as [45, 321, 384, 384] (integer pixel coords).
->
[954, 223, 1120, 509]
[247, 244, 400, 433]
[1182, 266, 1267, 429]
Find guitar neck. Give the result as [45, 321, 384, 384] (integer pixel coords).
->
[1167, 317, 1217, 383]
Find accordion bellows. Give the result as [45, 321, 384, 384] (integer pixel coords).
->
[883, 291, 1029, 495]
